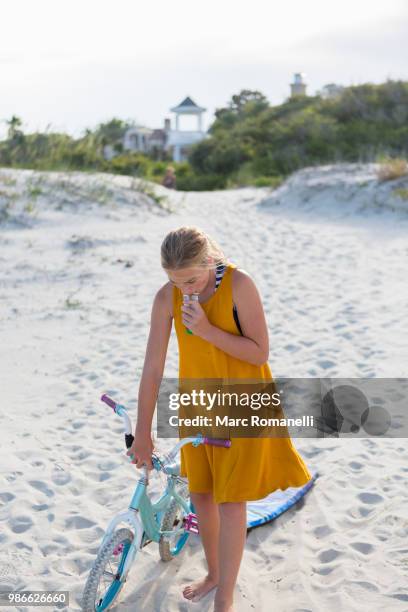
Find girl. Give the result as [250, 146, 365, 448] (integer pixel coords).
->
[128, 226, 312, 612]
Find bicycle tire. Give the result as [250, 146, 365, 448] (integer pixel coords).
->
[81, 527, 134, 612]
[159, 484, 191, 562]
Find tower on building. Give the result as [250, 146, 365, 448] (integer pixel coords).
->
[290, 73, 307, 98]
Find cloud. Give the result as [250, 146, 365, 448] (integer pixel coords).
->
[291, 13, 408, 65]
[1, 3, 407, 137]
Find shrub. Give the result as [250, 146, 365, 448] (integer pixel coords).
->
[251, 176, 283, 188]
[377, 158, 408, 181]
[393, 188, 408, 200]
[175, 173, 227, 191]
[107, 153, 149, 176]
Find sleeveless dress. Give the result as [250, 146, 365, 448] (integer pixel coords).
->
[172, 262, 312, 504]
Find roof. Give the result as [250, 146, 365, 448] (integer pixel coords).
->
[179, 96, 198, 107]
[124, 126, 153, 135]
[170, 96, 206, 114]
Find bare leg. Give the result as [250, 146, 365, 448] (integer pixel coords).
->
[183, 491, 220, 601]
[213, 501, 247, 612]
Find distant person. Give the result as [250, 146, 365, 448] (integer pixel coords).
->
[162, 166, 176, 189]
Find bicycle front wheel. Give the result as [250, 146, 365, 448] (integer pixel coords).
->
[81, 527, 134, 612]
[159, 484, 191, 562]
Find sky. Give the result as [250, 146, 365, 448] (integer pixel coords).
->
[1, 0, 407, 138]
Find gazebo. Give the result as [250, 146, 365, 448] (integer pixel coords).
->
[167, 96, 207, 162]
[170, 96, 206, 131]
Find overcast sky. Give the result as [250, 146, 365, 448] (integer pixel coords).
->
[1, 0, 407, 138]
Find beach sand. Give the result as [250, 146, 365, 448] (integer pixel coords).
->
[1, 164, 407, 611]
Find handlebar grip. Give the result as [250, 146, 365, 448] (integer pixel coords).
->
[125, 433, 134, 449]
[101, 394, 116, 411]
[202, 437, 231, 448]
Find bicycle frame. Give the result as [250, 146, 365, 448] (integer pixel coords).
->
[96, 472, 191, 582]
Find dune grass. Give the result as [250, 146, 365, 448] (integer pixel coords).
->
[377, 158, 408, 182]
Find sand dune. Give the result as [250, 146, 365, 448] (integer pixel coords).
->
[1, 164, 407, 611]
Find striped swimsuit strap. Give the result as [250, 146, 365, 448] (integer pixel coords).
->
[214, 263, 242, 334]
[214, 262, 227, 290]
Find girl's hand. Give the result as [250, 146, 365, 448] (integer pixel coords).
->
[181, 301, 212, 339]
[126, 431, 154, 470]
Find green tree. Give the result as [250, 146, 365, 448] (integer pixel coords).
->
[6, 115, 23, 140]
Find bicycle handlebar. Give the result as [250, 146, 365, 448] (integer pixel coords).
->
[201, 437, 231, 447]
[101, 393, 134, 448]
[100, 393, 232, 463]
[101, 394, 116, 411]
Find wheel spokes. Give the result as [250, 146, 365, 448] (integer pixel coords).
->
[103, 569, 116, 579]
[96, 545, 123, 604]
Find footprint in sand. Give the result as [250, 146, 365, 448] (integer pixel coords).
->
[0, 492, 15, 505]
[318, 548, 342, 563]
[349, 461, 363, 470]
[65, 516, 96, 530]
[11, 515, 33, 534]
[350, 542, 374, 555]
[317, 359, 336, 370]
[348, 580, 379, 592]
[313, 525, 333, 538]
[97, 460, 119, 471]
[72, 420, 86, 430]
[5, 471, 23, 483]
[358, 506, 375, 517]
[15, 541, 32, 553]
[67, 390, 81, 397]
[28, 480, 54, 498]
[113, 359, 127, 367]
[357, 492, 383, 504]
[51, 470, 71, 485]
[315, 565, 336, 576]
[32, 503, 49, 511]
[40, 543, 59, 556]
[99, 472, 113, 482]
[389, 593, 408, 602]
[74, 450, 92, 460]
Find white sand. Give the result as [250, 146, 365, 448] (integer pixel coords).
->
[1, 164, 407, 611]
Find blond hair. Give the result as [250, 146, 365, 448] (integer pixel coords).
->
[161, 226, 228, 271]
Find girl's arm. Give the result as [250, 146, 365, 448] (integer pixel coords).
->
[185, 270, 269, 366]
[135, 284, 173, 436]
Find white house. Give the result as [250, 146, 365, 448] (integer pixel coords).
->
[120, 96, 207, 162]
[123, 126, 154, 153]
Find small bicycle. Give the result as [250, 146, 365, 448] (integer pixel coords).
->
[81, 394, 231, 612]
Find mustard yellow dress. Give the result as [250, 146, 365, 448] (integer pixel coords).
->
[172, 262, 312, 504]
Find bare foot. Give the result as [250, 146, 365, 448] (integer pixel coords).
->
[182, 574, 218, 602]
